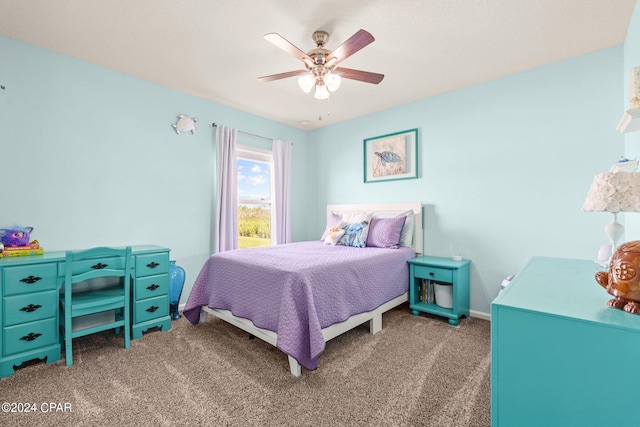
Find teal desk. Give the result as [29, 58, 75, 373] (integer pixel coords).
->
[0, 245, 171, 378]
[491, 256, 640, 427]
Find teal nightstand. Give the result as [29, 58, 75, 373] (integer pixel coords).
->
[407, 256, 471, 325]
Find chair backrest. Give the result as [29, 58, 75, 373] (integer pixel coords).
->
[64, 246, 132, 290]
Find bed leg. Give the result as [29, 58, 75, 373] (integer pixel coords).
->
[199, 308, 208, 324]
[370, 313, 382, 334]
[288, 355, 301, 377]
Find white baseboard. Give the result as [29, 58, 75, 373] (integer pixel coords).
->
[470, 309, 490, 321]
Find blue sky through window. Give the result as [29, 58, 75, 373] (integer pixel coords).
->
[237, 158, 270, 201]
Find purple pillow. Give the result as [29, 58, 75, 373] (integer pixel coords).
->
[366, 216, 407, 249]
[321, 213, 342, 241]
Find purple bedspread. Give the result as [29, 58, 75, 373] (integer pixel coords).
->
[183, 241, 414, 370]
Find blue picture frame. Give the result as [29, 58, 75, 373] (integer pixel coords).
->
[364, 128, 418, 183]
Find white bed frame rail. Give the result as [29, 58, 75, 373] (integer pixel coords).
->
[199, 202, 423, 376]
[200, 292, 408, 377]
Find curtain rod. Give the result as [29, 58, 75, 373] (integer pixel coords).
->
[211, 122, 273, 142]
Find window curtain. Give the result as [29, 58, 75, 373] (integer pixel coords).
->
[273, 139, 292, 244]
[214, 125, 238, 252]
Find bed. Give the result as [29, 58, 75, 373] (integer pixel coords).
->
[183, 202, 423, 376]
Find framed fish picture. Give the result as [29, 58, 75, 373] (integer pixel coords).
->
[363, 128, 418, 183]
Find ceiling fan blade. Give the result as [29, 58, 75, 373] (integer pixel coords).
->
[264, 33, 314, 67]
[257, 70, 308, 83]
[325, 29, 375, 65]
[335, 67, 384, 84]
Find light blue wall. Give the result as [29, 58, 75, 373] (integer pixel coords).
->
[624, 3, 640, 238]
[309, 47, 624, 314]
[0, 32, 629, 315]
[0, 36, 310, 303]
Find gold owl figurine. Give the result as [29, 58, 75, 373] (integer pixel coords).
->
[596, 240, 640, 314]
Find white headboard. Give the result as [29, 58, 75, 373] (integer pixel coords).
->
[326, 202, 423, 254]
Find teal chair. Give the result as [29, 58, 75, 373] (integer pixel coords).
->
[59, 246, 132, 366]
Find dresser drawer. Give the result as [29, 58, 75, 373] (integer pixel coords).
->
[3, 317, 57, 357]
[3, 290, 57, 326]
[134, 295, 168, 324]
[135, 274, 169, 301]
[414, 265, 453, 283]
[2, 263, 58, 296]
[135, 253, 169, 277]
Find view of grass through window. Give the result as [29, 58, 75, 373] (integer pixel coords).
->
[237, 156, 271, 249]
[238, 205, 271, 248]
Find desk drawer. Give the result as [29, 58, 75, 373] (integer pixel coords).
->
[135, 253, 169, 277]
[135, 274, 169, 301]
[67, 256, 126, 276]
[134, 295, 168, 324]
[3, 264, 58, 296]
[3, 290, 57, 326]
[414, 265, 453, 283]
[3, 317, 57, 357]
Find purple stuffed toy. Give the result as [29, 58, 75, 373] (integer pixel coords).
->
[0, 226, 34, 247]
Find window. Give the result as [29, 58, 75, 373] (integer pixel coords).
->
[236, 145, 274, 248]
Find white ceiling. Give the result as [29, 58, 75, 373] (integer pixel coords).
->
[0, 0, 636, 129]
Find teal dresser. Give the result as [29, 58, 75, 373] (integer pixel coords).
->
[491, 256, 640, 427]
[0, 245, 171, 378]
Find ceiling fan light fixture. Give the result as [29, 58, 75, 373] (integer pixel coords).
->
[325, 72, 341, 92]
[260, 29, 383, 101]
[298, 72, 315, 93]
[314, 82, 330, 100]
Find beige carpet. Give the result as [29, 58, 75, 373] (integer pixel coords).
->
[2, 304, 490, 426]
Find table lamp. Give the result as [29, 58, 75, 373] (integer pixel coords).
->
[582, 171, 640, 263]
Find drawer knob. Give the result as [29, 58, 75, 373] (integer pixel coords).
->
[429, 272, 434, 276]
[146, 262, 160, 269]
[146, 284, 160, 291]
[20, 275, 42, 284]
[20, 304, 42, 313]
[91, 263, 108, 270]
[20, 332, 42, 342]
[146, 306, 159, 313]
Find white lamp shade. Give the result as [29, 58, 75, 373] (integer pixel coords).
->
[314, 83, 330, 100]
[325, 72, 342, 92]
[297, 73, 315, 93]
[583, 172, 640, 212]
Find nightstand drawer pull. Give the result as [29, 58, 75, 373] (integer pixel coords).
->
[91, 262, 108, 270]
[146, 284, 160, 291]
[20, 275, 42, 284]
[146, 306, 159, 313]
[146, 262, 160, 269]
[19, 304, 42, 313]
[20, 332, 42, 342]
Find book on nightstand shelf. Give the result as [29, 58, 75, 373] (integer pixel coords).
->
[419, 279, 435, 304]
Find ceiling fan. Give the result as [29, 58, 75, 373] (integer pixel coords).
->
[258, 29, 384, 100]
